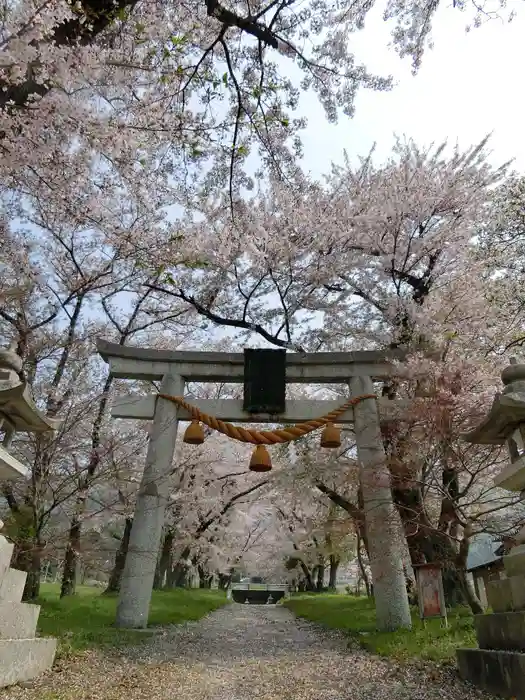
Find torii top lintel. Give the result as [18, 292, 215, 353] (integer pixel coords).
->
[96, 339, 404, 383]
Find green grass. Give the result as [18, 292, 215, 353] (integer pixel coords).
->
[37, 583, 227, 658]
[284, 593, 477, 664]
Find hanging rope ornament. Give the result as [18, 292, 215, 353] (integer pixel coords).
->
[183, 419, 205, 445]
[249, 445, 272, 472]
[320, 422, 341, 448]
[159, 393, 377, 471]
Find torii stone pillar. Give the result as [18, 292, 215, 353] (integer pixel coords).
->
[116, 373, 183, 628]
[457, 359, 525, 698]
[98, 340, 410, 630]
[351, 375, 411, 630]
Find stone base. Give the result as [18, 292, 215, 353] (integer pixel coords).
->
[475, 611, 525, 652]
[504, 545, 525, 578]
[0, 445, 29, 482]
[457, 647, 525, 699]
[0, 535, 57, 687]
[0, 568, 27, 603]
[0, 602, 39, 639]
[0, 537, 14, 583]
[494, 455, 525, 491]
[487, 574, 525, 612]
[0, 638, 57, 687]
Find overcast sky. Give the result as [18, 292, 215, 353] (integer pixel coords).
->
[299, 4, 525, 176]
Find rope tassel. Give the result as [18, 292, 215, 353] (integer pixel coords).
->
[249, 445, 272, 472]
[320, 422, 341, 448]
[183, 419, 205, 445]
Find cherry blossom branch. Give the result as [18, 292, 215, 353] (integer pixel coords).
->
[145, 282, 306, 351]
[220, 37, 244, 215]
[206, 0, 279, 49]
[0, 0, 296, 112]
[196, 479, 270, 536]
[315, 481, 361, 520]
[0, 0, 140, 108]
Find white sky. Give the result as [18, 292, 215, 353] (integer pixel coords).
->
[299, 4, 525, 176]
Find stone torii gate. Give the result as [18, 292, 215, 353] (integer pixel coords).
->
[97, 340, 412, 631]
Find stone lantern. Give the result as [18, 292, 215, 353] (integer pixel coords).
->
[457, 358, 525, 698]
[0, 345, 60, 478]
[0, 346, 58, 687]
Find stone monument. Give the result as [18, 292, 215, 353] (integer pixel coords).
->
[457, 358, 525, 698]
[0, 346, 58, 687]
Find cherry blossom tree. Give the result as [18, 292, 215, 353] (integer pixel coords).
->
[274, 488, 356, 591]
[2, 0, 518, 253]
[146, 137, 507, 351]
[0, 217, 196, 599]
[160, 433, 271, 587]
[4, 19, 525, 626]
[0, 0, 395, 255]
[141, 137, 525, 618]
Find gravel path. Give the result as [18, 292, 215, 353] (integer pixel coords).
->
[3, 604, 497, 700]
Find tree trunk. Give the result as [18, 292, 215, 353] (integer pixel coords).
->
[356, 485, 370, 558]
[299, 562, 315, 591]
[198, 565, 211, 588]
[5, 500, 43, 602]
[162, 551, 174, 588]
[316, 561, 325, 591]
[316, 482, 369, 556]
[104, 517, 133, 595]
[12, 535, 43, 601]
[59, 374, 113, 598]
[154, 530, 174, 590]
[166, 565, 178, 588]
[391, 483, 428, 566]
[404, 564, 417, 606]
[23, 541, 42, 601]
[169, 546, 191, 588]
[25, 554, 41, 600]
[351, 376, 411, 630]
[430, 532, 465, 607]
[356, 534, 371, 597]
[218, 573, 231, 589]
[328, 556, 339, 591]
[169, 564, 186, 588]
[153, 557, 162, 590]
[60, 516, 81, 598]
[392, 481, 465, 606]
[457, 530, 484, 614]
[457, 567, 484, 614]
[387, 413, 467, 608]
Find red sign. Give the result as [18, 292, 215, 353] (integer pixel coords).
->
[416, 564, 446, 619]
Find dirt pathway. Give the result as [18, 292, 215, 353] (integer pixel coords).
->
[2, 604, 497, 700]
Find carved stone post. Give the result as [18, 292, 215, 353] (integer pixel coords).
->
[0, 347, 58, 686]
[457, 359, 525, 698]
